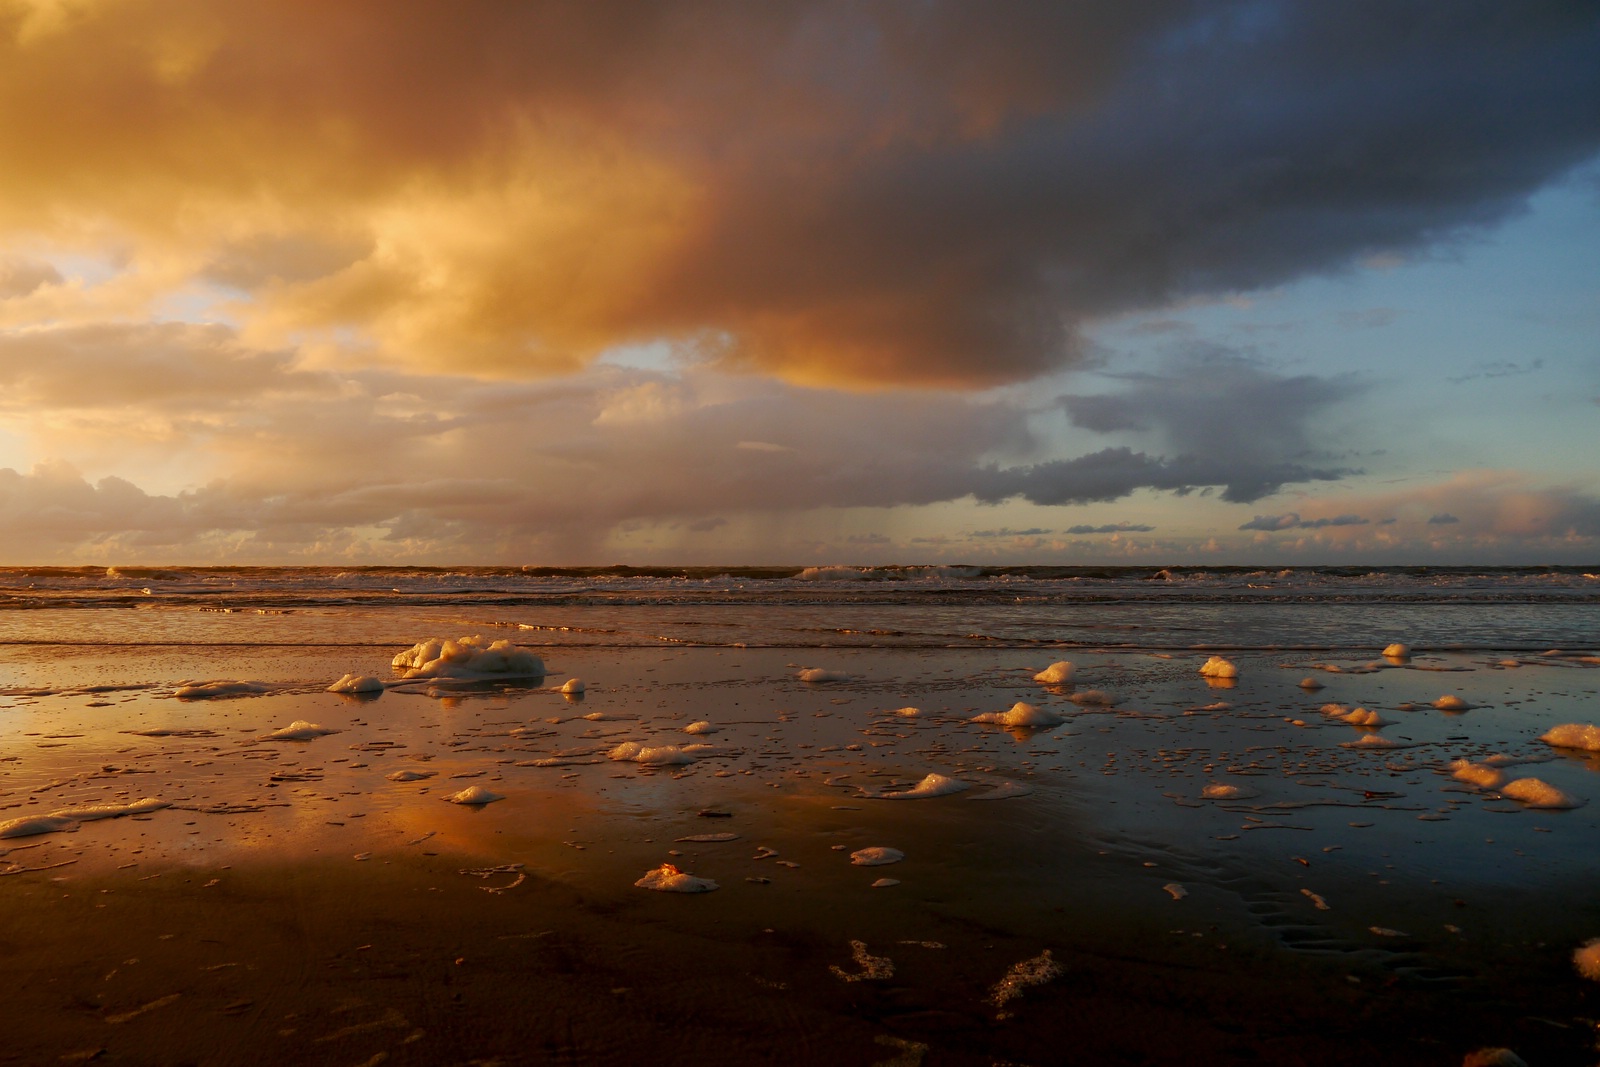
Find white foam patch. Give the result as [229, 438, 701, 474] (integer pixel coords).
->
[446, 785, 505, 805]
[878, 773, 971, 799]
[1069, 690, 1115, 706]
[683, 721, 719, 735]
[969, 781, 1034, 800]
[1343, 707, 1387, 728]
[1163, 883, 1188, 900]
[871, 878, 900, 888]
[1297, 677, 1325, 690]
[327, 674, 384, 694]
[259, 720, 338, 741]
[850, 846, 904, 866]
[1, 798, 169, 839]
[891, 706, 922, 718]
[1448, 760, 1504, 789]
[986, 950, 1062, 1009]
[1340, 734, 1411, 749]
[830, 940, 894, 982]
[1540, 723, 1600, 752]
[386, 769, 437, 782]
[1500, 778, 1583, 809]
[1033, 661, 1074, 684]
[1198, 656, 1238, 678]
[1432, 695, 1472, 711]
[1383, 643, 1411, 658]
[798, 667, 850, 683]
[971, 701, 1063, 727]
[635, 863, 718, 893]
[1201, 783, 1258, 800]
[559, 678, 586, 694]
[1574, 938, 1600, 981]
[675, 832, 739, 843]
[608, 741, 711, 765]
[175, 680, 270, 699]
[392, 636, 546, 680]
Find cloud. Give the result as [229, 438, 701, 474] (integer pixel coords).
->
[1428, 513, 1461, 525]
[1238, 513, 1370, 531]
[1, 2, 1595, 385]
[1065, 523, 1155, 535]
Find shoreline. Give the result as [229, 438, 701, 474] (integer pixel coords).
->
[3, 641, 1599, 1063]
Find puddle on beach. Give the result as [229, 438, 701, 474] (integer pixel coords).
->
[2, 640, 1600, 1064]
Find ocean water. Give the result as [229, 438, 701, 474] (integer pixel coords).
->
[2, 564, 1596, 651]
[3, 564, 1600, 1063]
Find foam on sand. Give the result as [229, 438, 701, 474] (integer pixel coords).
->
[327, 674, 384, 694]
[1540, 723, 1600, 752]
[890, 706, 922, 717]
[175, 680, 270, 699]
[386, 769, 437, 782]
[635, 863, 718, 893]
[878, 773, 970, 799]
[1033, 661, 1074, 684]
[1297, 677, 1325, 690]
[1069, 690, 1115, 706]
[830, 940, 894, 982]
[1448, 760, 1505, 789]
[1, 798, 169, 839]
[446, 785, 505, 805]
[971, 701, 1063, 727]
[986, 949, 1062, 1010]
[1383, 642, 1411, 658]
[259, 720, 338, 741]
[559, 678, 586, 694]
[392, 636, 546, 680]
[1340, 734, 1410, 749]
[1432, 695, 1472, 711]
[1342, 707, 1387, 728]
[1574, 937, 1600, 980]
[609, 741, 711, 765]
[850, 847, 904, 866]
[683, 721, 719, 735]
[1202, 783, 1259, 800]
[798, 667, 850, 683]
[1198, 656, 1238, 678]
[1499, 778, 1583, 809]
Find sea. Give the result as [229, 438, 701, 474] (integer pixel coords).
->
[1, 564, 1595, 653]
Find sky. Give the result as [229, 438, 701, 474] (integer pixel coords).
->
[0, 0, 1597, 566]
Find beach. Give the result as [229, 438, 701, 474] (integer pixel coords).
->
[2, 568, 1599, 1064]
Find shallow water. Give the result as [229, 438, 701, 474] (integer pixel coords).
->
[2, 597, 1599, 1064]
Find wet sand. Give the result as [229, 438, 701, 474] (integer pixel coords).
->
[3, 641, 1599, 1065]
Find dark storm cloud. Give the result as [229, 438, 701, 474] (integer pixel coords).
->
[1, 1, 1595, 384]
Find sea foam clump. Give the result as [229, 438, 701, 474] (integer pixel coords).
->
[1198, 656, 1238, 678]
[1, 798, 169, 839]
[1449, 760, 1505, 789]
[971, 702, 1063, 727]
[392, 636, 545, 680]
[1500, 778, 1583, 809]
[798, 667, 850, 683]
[1033, 661, 1074, 684]
[850, 847, 904, 866]
[1432, 695, 1472, 711]
[1382, 642, 1411, 658]
[635, 863, 718, 893]
[609, 742, 710, 766]
[259, 720, 338, 741]
[446, 785, 504, 805]
[1574, 938, 1600, 981]
[879, 773, 970, 799]
[559, 678, 586, 694]
[1540, 724, 1600, 752]
[1069, 690, 1115, 706]
[328, 674, 383, 694]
